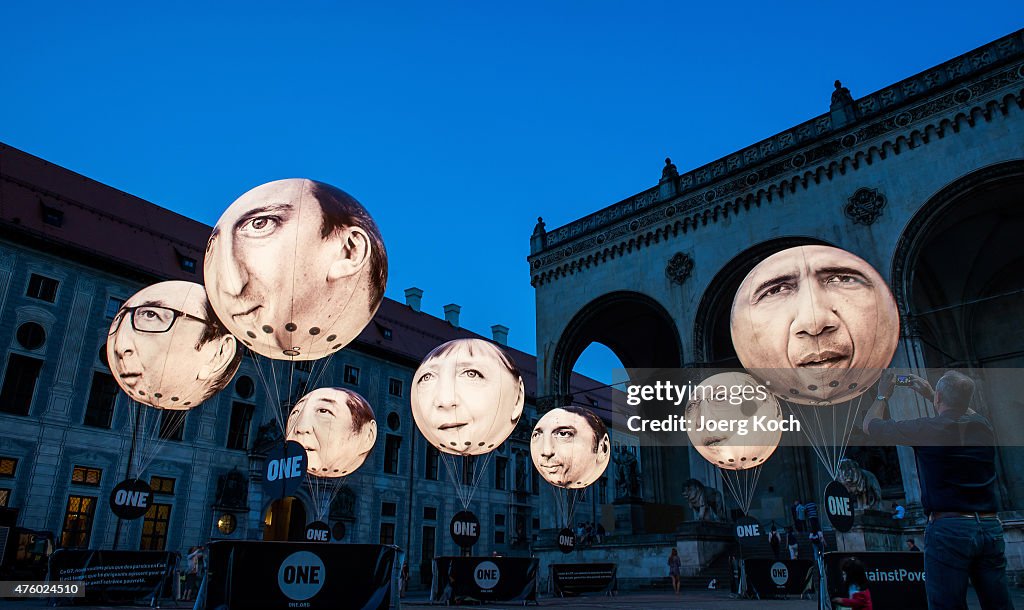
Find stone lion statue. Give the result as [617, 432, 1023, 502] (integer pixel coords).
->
[837, 458, 883, 510]
[682, 478, 726, 522]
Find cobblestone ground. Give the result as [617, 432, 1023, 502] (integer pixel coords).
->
[2, 587, 1023, 609]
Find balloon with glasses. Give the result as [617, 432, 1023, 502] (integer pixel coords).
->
[106, 281, 241, 477]
[729, 245, 900, 479]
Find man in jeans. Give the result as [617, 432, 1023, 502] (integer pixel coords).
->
[863, 370, 1013, 609]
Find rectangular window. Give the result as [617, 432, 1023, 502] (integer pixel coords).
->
[384, 435, 401, 474]
[71, 466, 102, 486]
[344, 365, 360, 385]
[494, 530, 505, 545]
[158, 410, 185, 441]
[226, 403, 254, 450]
[423, 507, 437, 521]
[139, 503, 171, 550]
[150, 476, 176, 495]
[104, 297, 125, 320]
[599, 478, 608, 504]
[494, 513, 505, 527]
[176, 251, 197, 274]
[532, 517, 540, 531]
[60, 495, 96, 548]
[41, 205, 64, 227]
[84, 372, 118, 428]
[462, 456, 475, 486]
[494, 457, 508, 491]
[531, 466, 539, 496]
[425, 446, 439, 481]
[388, 378, 403, 397]
[26, 274, 59, 302]
[0, 489, 9, 507]
[0, 457, 18, 477]
[381, 502, 397, 517]
[379, 522, 395, 546]
[0, 354, 44, 416]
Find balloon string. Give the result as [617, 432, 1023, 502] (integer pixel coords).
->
[249, 351, 285, 434]
[465, 452, 496, 509]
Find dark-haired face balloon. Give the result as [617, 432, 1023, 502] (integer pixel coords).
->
[730, 245, 899, 404]
[411, 339, 525, 455]
[204, 178, 387, 360]
[531, 407, 610, 489]
[286, 387, 377, 477]
[686, 373, 782, 470]
[107, 281, 240, 409]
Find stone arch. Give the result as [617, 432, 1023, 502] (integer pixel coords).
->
[548, 291, 682, 403]
[891, 159, 1024, 510]
[693, 236, 834, 366]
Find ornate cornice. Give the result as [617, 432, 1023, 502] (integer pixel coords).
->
[529, 30, 1024, 287]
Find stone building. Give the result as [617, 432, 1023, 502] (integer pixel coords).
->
[529, 29, 1024, 576]
[0, 142, 603, 587]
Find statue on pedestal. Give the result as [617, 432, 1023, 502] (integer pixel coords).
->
[682, 478, 725, 522]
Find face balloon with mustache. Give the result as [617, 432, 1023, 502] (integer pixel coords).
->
[730, 245, 899, 405]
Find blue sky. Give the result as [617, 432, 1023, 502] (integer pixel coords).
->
[2, 2, 1019, 383]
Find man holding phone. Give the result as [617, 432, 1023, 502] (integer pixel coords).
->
[862, 371, 1012, 609]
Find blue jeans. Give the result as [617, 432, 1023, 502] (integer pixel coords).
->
[925, 516, 1014, 609]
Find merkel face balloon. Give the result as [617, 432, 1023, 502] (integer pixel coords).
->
[686, 372, 783, 469]
[204, 179, 388, 360]
[106, 281, 240, 409]
[531, 406, 611, 489]
[730, 245, 899, 405]
[411, 339, 525, 455]
[286, 388, 378, 477]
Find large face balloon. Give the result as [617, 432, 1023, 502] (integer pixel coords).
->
[106, 281, 241, 409]
[204, 178, 388, 360]
[730, 245, 899, 405]
[411, 339, 525, 456]
[686, 372, 782, 470]
[286, 387, 377, 477]
[531, 407, 611, 489]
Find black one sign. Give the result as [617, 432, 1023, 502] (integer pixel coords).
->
[734, 515, 762, 539]
[450, 511, 480, 548]
[557, 528, 576, 554]
[262, 440, 307, 499]
[109, 479, 152, 520]
[824, 480, 855, 532]
[742, 559, 815, 596]
[430, 557, 538, 603]
[205, 541, 395, 610]
[305, 520, 330, 543]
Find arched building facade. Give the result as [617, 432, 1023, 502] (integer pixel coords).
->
[529, 30, 1024, 552]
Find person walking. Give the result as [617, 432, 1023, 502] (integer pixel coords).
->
[668, 548, 682, 595]
[804, 499, 820, 533]
[786, 525, 799, 560]
[792, 500, 807, 532]
[864, 370, 1013, 609]
[769, 524, 782, 559]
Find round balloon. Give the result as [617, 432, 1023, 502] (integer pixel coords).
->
[204, 178, 388, 360]
[106, 281, 241, 409]
[411, 338, 525, 456]
[730, 245, 899, 405]
[531, 406, 611, 489]
[686, 372, 782, 470]
[286, 387, 378, 477]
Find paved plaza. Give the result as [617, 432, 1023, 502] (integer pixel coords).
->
[1, 587, 1023, 609]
